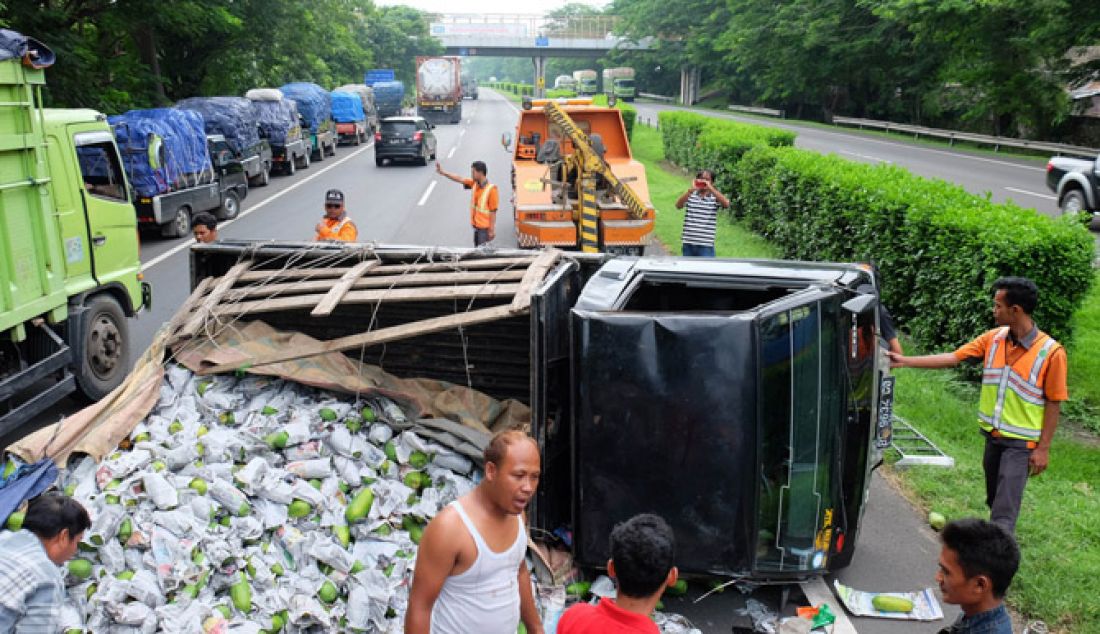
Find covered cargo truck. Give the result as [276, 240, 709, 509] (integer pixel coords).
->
[331, 90, 368, 146]
[110, 108, 247, 236]
[176, 96, 273, 187]
[602, 67, 636, 101]
[553, 75, 578, 93]
[280, 82, 337, 161]
[335, 83, 380, 134]
[416, 56, 462, 125]
[0, 31, 148, 436]
[572, 69, 598, 95]
[245, 88, 310, 175]
[180, 243, 886, 582]
[461, 75, 478, 100]
[373, 81, 405, 119]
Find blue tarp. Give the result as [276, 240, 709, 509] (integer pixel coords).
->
[0, 29, 55, 68]
[0, 459, 58, 527]
[109, 108, 213, 198]
[176, 96, 262, 155]
[247, 93, 301, 147]
[330, 90, 365, 123]
[373, 81, 405, 118]
[280, 82, 332, 133]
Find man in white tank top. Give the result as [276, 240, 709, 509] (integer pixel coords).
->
[406, 430, 545, 634]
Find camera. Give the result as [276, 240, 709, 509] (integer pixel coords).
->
[694, 179, 708, 190]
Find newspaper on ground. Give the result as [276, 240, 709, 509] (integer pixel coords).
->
[832, 580, 944, 621]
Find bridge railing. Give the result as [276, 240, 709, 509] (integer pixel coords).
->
[427, 13, 621, 39]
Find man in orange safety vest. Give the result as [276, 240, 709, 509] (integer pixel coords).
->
[315, 189, 358, 242]
[437, 160, 498, 247]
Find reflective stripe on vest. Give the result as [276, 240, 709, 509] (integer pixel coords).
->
[470, 183, 495, 229]
[977, 327, 1057, 441]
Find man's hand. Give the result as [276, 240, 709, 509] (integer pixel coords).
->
[435, 162, 443, 175]
[886, 351, 905, 368]
[314, 222, 326, 234]
[1029, 446, 1050, 476]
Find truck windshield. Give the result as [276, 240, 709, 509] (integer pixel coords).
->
[617, 80, 635, 89]
[76, 142, 127, 201]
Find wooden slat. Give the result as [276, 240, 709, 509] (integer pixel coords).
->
[164, 277, 215, 340]
[200, 304, 520, 374]
[310, 260, 380, 317]
[178, 261, 252, 338]
[510, 249, 562, 312]
[226, 269, 528, 302]
[214, 284, 522, 317]
[235, 256, 538, 283]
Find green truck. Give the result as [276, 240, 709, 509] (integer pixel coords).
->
[602, 67, 636, 101]
[0, 34, 148, 437]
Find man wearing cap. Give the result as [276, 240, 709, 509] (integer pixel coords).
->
[315, 189, 358, 242]
[436, 160, 498, 247]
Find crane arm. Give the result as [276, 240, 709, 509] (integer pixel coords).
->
[543, 101, 650, 220]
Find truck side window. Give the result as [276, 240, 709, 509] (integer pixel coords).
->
[75, 140, 127, 201]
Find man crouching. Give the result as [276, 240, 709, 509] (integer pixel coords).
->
[405, 430, 545, 634]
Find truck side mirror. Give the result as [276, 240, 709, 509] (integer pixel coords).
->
[501, 132, 513, 151]
[608, 93, 617, 107]
[842, 292, 877, 315]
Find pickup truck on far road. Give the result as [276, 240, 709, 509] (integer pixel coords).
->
[1046, 153, 1100, 219]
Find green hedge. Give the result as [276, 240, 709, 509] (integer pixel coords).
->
[658, 111, 795, 193]
[731, 146, 1095, 348]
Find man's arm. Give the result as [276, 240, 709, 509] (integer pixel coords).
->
[707, 183, 731, 208]
[435, 163, 464, 184]
[337, 222, 358, 242]
[517, 563, 544, 634]
[1029, 401, 1060, 476]
[675, 189, 692, 209]
[405, 512, 460, 634]
[886, 352, 960, 369]
[887, 337, 904, 356]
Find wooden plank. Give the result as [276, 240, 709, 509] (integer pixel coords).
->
[214, 283, 522, 317]
[310, 260, 380, 317]
[164, 277, 214, 340]
[226, 269, 529, 302]
[234, 256, 538, 283]
[510, 249, 562, 312]
[801, 578, 858, 634]
[201, 304, 520, 374]
[178, 261, 252, 338]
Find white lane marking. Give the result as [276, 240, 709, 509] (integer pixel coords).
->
[839, 150, 891, 164]
[418, 180, 438, 206]
[141, 143, 374, 272]
[1005, 186, 1057, 201]
[459, 129, 466, 137]
[447, 146, 456, 159]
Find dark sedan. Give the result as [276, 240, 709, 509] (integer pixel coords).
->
[374, 116, 437, 167]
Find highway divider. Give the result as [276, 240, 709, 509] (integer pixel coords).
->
[658, 111, 795, 194]
[731, 146, 1095, 348]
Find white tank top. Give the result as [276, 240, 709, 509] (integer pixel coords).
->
[430, 500, 527, 634]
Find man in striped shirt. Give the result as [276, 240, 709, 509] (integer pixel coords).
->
[675, 169, 730, 257]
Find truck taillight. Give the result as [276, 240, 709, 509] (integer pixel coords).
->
[1046, 162, 1054, 172]
[413, 131, 423, 142]
[374, 132, 382, 142]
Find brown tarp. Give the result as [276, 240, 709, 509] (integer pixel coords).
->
[8, 320, 530, 467]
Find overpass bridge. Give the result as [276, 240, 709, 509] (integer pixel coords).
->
[427, 14, 697, 101]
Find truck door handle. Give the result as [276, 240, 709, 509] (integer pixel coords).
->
[92, 235, 107, 246]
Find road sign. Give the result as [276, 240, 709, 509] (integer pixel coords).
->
[535, 36, 549, 47]
[537, 77, 545, 88]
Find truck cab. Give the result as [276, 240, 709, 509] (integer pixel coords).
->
[206, 134, 250, 220]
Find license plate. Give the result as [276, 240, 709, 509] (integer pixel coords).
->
[389, 139, 403, 144]
[876, 375, 895, 449]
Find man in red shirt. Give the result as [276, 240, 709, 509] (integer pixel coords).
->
[558, 514, 678, 634]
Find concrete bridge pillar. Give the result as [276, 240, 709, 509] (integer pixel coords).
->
[680, 67, 700, 106]
[533, 56, 547, 98]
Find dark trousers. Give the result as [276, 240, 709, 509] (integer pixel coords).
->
[982, 433, 1032, 534]
[682, 243, 716, 257]
[474, 228, 490, 246]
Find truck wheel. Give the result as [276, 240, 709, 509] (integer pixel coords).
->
[251, 164, 270, 187]
[375, 157, 385, 167]
[286, 159, 296, 176]
[162, 205, 191, 239]
[72, 294, 130, 402]
[327, 141, 337, 157]
[1061, 190, 1087, 215]
[313, 146, 324, 163]
[219, 190, 241, 220]
[418, 149, 428, 166]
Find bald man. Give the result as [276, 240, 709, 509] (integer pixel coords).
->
[406, 430, 545, 634]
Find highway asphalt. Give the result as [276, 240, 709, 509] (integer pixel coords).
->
[10, 89, 980, 632]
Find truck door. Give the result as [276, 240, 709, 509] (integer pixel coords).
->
[70, 127, 142, 294]
[752, 286, 850, 576]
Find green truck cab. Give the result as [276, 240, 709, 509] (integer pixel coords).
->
[0, 36, 148, 436]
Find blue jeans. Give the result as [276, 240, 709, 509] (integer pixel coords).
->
[682, 243, 715, 257]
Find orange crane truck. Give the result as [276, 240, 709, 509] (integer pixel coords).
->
[508, 98, 655, 255]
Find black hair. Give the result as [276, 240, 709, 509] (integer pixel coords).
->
[941, 518, 1019, 598]
[609, 514, 675, 599]
[695, 169, 714, 181]
[992, 276, 1038, 315]
[191, 212, 218, 231]
[471, 161, 488, 176]
[22, 494, 91, 541]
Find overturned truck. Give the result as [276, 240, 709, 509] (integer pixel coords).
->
[185, 243, 888, 580]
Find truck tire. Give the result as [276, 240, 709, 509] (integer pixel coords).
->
[313, 145, 324, 163]
[375, 156, 385, 167]
[1061, 189, 1087, 215]
[162, 205, 191, 239]
[326, 140, 337, 157]
[219, 190, 241, 220]
[250, 164, 270, 187]
[286, 158, 296, 176]
[72, 294, 130, 402]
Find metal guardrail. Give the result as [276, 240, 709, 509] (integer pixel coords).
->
[728, 104, 784, 118]
[638, 92, 675, 103]
[833, 116, 1100, 158]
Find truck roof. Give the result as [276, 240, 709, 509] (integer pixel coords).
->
[42, 108, 109, 127]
